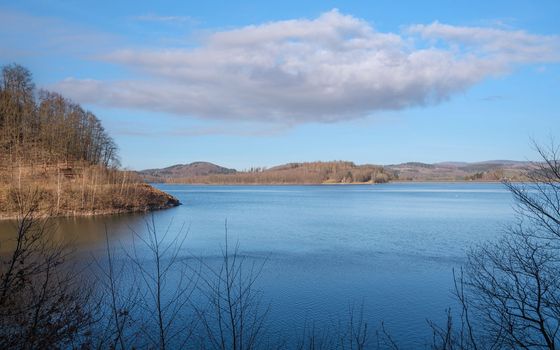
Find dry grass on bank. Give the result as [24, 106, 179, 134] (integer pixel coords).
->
[0, 164, 179, 219]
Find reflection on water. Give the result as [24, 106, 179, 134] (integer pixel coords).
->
[0, 183, 515, 348]
[0, 212, 147, 253]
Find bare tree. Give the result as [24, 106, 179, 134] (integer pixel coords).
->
[126, 215, 197, 349]
[0, 189, 95, 349]
[296, 320, 335, 350]
[428, 141, 560, 350]
[338, 303, 369, 350]
[504, 140, 560, 242]
[295, 303, 371, 350]
[194, 221, 270, 350]
[90, 227, 142, 350]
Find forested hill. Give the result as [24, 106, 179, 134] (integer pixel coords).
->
[385, 160, 531, 181]
[141, 161, 395, 184]
[140, 160, 532, 184]
[0, 64, 179, 219]
[141, 162, 237, 181]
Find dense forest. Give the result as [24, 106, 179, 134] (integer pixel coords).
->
[0, 64, 178, 218]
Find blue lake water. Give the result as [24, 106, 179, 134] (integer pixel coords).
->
[1, 182, 515, 347]
[150, 183, 514, 347]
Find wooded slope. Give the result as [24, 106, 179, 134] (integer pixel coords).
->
[0, 64, 179, 218]
[143, 161, 395, 184]
[140, 159, 533, 184]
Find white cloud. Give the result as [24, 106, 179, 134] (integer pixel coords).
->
[408, 22, 560, 63]
[52, 9, 560, 124]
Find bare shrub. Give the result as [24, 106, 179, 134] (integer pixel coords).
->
[0, 189, 95, 349]
[194, 222, 270, 350]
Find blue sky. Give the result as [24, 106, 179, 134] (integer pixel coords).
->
[1, 0, 559, 170]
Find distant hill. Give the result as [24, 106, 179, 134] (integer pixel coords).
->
[386, 160, 532, 181]
[140, 162, 236, 181]
[143, 161, 395, 184]
[140, 160, 534, 184]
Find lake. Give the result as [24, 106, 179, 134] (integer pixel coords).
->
[0, 182, 515, 348]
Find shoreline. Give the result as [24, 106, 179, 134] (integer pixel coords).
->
[1, 181, 505, 221]
[0, 183, 181, 222]
[0, 201, 181, 222]
[154, 180, 506, 186]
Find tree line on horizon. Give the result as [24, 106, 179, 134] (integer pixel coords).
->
[141, 160, 533, 185]
[161, 161, 396, 184]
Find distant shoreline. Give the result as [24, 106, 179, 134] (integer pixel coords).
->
[139, 160, 529, 185]
[152, 180, 506, 186]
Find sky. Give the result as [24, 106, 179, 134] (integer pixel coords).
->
[1, 0, 559, 170]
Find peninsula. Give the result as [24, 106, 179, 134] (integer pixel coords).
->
[0, 64, 179, 220]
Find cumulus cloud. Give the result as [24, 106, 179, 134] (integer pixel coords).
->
[53, 9, 560, 124]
